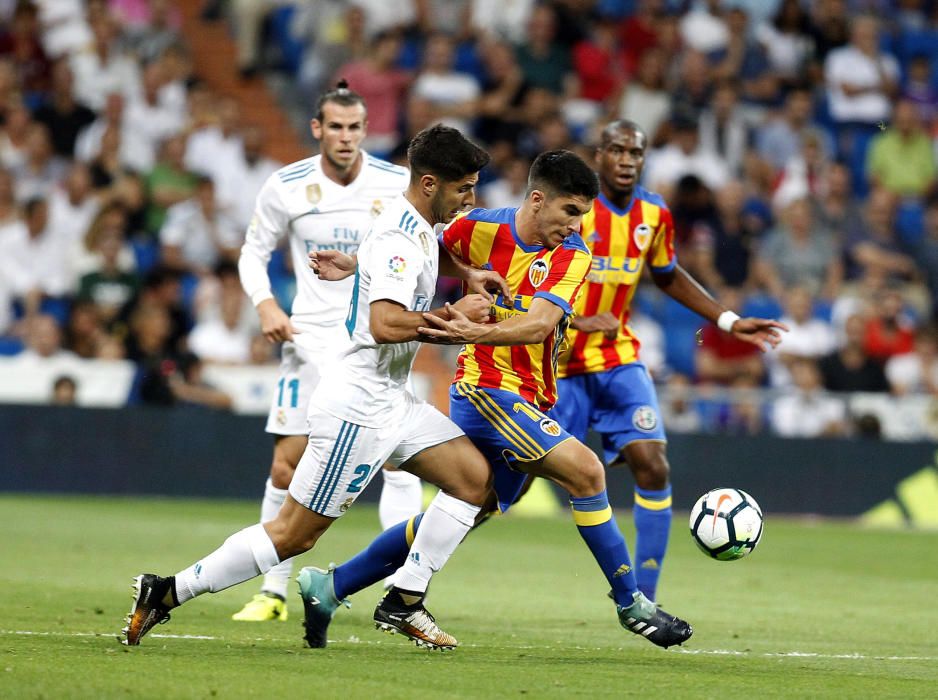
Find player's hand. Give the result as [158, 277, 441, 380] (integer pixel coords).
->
[464, 266, 511, 303]
[730, 317, 789, 353]
[450, 293, 492, 323]
[418, 304, 482, 344]
[257, 298, 298, 343]
[572, 311, 620, 340]
[309, 249, 357, 280]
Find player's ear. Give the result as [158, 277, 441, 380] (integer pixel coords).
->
[310, 119, 322, 140]
[530, 189, 545, 212]
[420, 173, 437, 197]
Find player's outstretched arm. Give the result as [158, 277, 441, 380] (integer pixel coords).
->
[371, 294, 491, 344]
[418, 297, 563, 346]
[653, 265, 788, 352]
[309, 250, 357, 280]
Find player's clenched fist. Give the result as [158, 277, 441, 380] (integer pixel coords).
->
[449, 293, 492, 323]
[256, 298, 299, 343]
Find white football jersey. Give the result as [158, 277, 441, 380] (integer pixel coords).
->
[238, 151, 409, 344]
[311, 194, 440, 427]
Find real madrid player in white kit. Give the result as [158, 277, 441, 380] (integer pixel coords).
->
[123, 125, 499, 651]
[235, 82, 424, 622]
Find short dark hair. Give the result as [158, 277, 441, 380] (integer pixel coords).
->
[315, 79, 366, 122]
[526, 149, 599, 200]
[407, 124, 490, 183]
[600, 119, 645, 149]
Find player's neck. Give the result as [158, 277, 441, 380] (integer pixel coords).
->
[602, 185, 633, 210]
[403, 188, 435, 225]
[320, 153, 363, 187]
[514, 204, 540, 247]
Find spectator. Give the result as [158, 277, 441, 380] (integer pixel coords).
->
[0, 197, 70, 314]
[771, 357, 848, 437]
[77, 205, 139, 323]
[863, 286, 916, 362]
[31, 60, 95, 158]
[187, 279, 252, 364]
[475, 38, 529, 146]
[823, 15, 899, 189]
[915, 197, 938, 322]
[144, 132, 197, 237]
[470, 0, 534, 43]
[698, 79, 750, 176]
[819, 312, 889, 393]
[695, 286, 766, 386]
[119, 264, 191, 354]
[617, 0, 666, 76]
[866, 99, 936, 200]
[75, 91, 153, 173]
[811, 160, 862, 239]
[480, 156, 529, 209]
[902, 53, 937, 126]
[754, 0, 814, 87]
[756, 84, 833, 172]
[514, 4, 571, 96]
[68, 12, 140, 111]
[19, 313, 76, 361]
[123, 59, 185, 162]
[842, 188, 917, 290]
[767, 285, 836, 388]
[713, 3, 779, 110]
[678, 0, 728, 55]
[616, 46, 670, 145]
[48, 161, 99, 254]
[721, 374, 766, 436]
[644, 112, 730, 196]
[0, 167, 18, 226]
[410, 33, 480, 135]
[0, 97, 34, 170]
[11, 122, 64, 202]
[885, 325, 938, 396]
[670, 49, 712, 117]
[658, 372, 702, 434]
[184, 94, 242, 183]
[159, 176, 241, 274]
[570, 17, 624, 111]
[808, 0, 849, 68]
[294, 2, 369, 100]
[169, 351, 233, 410]
[0, 0, 51, 100]
[229, 0, 278, 78]
[337, 31, 411, 159]
[213, 124, 280, 232]
[63, 299, 105, 358]
[51, 374, 77, 405]
[754, 197, 842, 300]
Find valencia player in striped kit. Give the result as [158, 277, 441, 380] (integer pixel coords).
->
[299, 150, 696, 649]
[553, 120, 787, 603]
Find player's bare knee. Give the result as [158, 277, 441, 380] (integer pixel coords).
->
[630, 446, 670, 491]
[568, 455, 606, 498]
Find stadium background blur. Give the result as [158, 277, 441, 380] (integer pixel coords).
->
[1, 0, 938, 514]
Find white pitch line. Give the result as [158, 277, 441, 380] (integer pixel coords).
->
[2, 630, 935, 662]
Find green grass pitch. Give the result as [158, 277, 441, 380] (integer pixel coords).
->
[2, 494, 937, 699]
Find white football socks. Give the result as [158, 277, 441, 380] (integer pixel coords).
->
[174, 523, 280, 604]
[379, 468, 423, 531]
[259, 478, 292, 599]
[393, 490, 480, 594]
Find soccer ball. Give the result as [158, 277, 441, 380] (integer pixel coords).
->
[689, 488, 763, 561]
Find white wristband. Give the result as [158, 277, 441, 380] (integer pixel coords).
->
[717, 310, 740, 333]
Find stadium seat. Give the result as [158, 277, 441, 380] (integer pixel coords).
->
[132, 239, 161, 275]
[895, 199, 925, 248]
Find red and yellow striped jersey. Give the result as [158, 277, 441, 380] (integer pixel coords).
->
[557, 188, 676, 378]
[441, 207, 592, 410]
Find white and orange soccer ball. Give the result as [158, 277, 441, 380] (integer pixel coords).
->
[689, 488, 763, 561]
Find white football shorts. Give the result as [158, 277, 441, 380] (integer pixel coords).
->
[264, 339, 334, 436]
[289, 393, 463, 518]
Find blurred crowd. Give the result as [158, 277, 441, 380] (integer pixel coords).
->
[2, 0, 938, 439]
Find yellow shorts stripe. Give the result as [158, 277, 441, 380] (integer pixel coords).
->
[457, 384, 540, 460]
[405, 515, 418, 547]
[571, 506, 613, 527]
[634, 494, 673, 511]
[469, 386, 546, 458]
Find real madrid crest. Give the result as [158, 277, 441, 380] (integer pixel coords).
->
[528, 259, 549, 288]
[306, 184, 322, 204]
[633, 223, 652, 252]
[370, 199, 384, 218]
